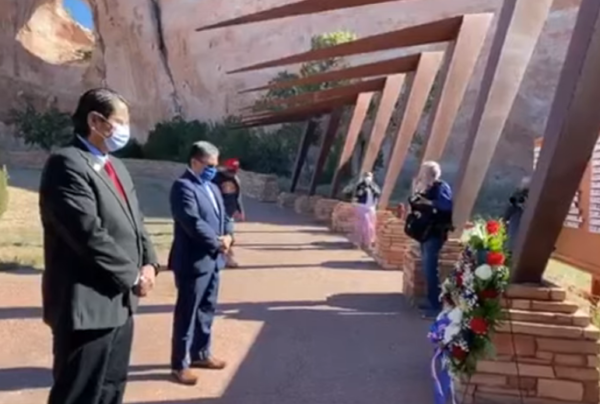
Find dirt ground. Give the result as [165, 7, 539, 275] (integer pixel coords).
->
[0, 168, 437, 404]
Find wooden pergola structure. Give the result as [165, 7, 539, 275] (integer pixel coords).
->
[198, 0, 600, 285]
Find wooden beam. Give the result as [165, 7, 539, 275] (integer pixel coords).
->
[379, 51, 445, 207]
[228, 15, 465, 74]
[290, 119, 319, 193]
[451, 0, 553, 233]
[330, 92, 375, 197]
[309, 108, 345, 195]
[360, 73, 406, 173]
[239, 53, 422, 95]
[196, 0, 405, 32]
[242, 93, 359, 122]
[419, 13, 494, 163]
[512, 0, 600, 283]
[247, 77, 386, 112]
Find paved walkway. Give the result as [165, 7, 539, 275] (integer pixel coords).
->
[0, 198, 433, 404]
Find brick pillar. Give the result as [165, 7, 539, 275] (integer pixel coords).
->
[330, 202, 356, 234]
[277, 192, 301, 208]
[313, 198, 341, 223]
[373, 210, 413, 270]
[456, 283, 600, 404]
[294, 195, 323, 215]
[402, 239, 462, 306]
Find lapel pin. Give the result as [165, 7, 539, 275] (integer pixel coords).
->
[92, 162, 102, 172]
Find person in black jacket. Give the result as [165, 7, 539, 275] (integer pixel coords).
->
[409, 161, 453, 319]
[39, 88, 159, 404]
[212, 158, 244, 268]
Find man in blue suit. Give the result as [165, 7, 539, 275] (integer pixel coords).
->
[168, 141, 233, 386]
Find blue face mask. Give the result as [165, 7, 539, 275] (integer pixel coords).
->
[199, 166, 217, 182]
[104, 123, 131, 153]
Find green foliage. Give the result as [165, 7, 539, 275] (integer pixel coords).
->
[113, 139, 145, 159]
[143, 117, 303, 177]
[0, 166, 8, 219]
[9, 102, 73, 151]
[257, 30, 358, 111]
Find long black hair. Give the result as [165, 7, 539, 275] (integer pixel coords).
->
[72, 88, 127, 137]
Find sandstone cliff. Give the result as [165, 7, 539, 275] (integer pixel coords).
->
[0, 0, 583, 175]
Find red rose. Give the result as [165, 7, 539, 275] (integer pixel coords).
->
[470, 317, 488, 335]
[487, 251, 505, 266]
[451, 345, 467, 361]
[479, 288, 499, 300]
[486, 220, 500, 234]
[455, 273, 463, 287]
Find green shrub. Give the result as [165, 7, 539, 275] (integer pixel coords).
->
[0, 166, 8, 219]
[113, 139, 144, 159]
[143, 117, 210, 162]
[9, 102, 73, 151]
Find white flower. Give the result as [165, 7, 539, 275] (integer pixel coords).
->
[475, 264, 493, 281]
[448, 307, 463, 324]
[443, 323, 461, 344]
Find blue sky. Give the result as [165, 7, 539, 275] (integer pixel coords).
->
[63, 0, 94, 29]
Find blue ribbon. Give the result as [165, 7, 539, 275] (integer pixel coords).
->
[431, 349, 456, 404]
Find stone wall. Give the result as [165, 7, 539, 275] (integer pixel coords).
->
[402, 239, 463, 306]
[457, 284, 600, 404]
[294, 195, 323, 215]
[4, 151, 280, 202]
[373, 210, 412, 270]
[330, 202, 356, 235]
[313, 198, 341, 224]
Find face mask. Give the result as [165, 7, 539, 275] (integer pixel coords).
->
[104, 123, 131, 153]
[200, 166, 217, 182]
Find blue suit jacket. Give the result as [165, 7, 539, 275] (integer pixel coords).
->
[168, 170, 233, 277]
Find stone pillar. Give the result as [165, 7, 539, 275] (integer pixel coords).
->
[373, 210, 412, 270]
[330, 202, 356, 234]
[456, 283, 600, 404]
[313, 198, 341, 223]
[402, 239, 462, 306]
[294, 195, 323, 215]
[277, 192, 301, 208]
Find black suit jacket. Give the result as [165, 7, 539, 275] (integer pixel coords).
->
[39, 139, 157, 331]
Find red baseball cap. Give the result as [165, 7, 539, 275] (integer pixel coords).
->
[223, 158, 240, 170]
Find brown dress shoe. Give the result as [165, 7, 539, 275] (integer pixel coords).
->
[191, 356, 227, 370]
[171, 369, 198, 385]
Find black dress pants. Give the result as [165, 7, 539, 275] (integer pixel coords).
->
[48, 317, 134, 404]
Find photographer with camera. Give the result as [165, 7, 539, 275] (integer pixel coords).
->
[405, 161, 453, 319]
[503, 176, 530, 254]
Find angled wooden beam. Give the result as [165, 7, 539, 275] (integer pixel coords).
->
[196, 0, 406, 32]
[309, 108, 345, 195]
[360, 73, 406, 173]
[379, 51, 445, 207]
[241, 93, 359, 121]
[291, 120, 319, 193]
[512, 0, 600, 283]
[451, 0, 553, 233]
[228, 15, 465, 74]
[419, 13, 494, 163]
[330, 92, 375, 197]
[245, 77, 386, 112]
[233, 110, 328, 129]
[239, 53, 422, 95]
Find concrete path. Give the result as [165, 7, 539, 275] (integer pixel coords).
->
[0, 198, 433, 404]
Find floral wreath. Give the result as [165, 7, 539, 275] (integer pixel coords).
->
[428, 219, 510, 393]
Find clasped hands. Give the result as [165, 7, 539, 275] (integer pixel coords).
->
[133, 264, 157, 297]
[218, 234, 233, 252]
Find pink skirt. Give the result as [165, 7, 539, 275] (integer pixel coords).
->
[353, 204, 376, 247]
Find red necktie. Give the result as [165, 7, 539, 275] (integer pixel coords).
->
[104, 160, 127, 201]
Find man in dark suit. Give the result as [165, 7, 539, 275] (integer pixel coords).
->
[39, 88, 160, 404]
[169, 141, 233, 386]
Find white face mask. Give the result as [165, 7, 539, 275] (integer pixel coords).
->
[104, 123, 131, 153]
